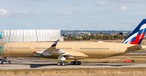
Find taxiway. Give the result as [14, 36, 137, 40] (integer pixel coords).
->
[0, 57, 146, 70]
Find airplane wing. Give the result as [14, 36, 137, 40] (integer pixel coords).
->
[33, 39, 60, 57]
[33, 39, 88, 58]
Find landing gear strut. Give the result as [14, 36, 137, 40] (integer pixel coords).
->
[70, 59, 81, 65]
[0, 57, 11, 64]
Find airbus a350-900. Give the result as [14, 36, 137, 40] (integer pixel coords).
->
[0, 19, 146, 66]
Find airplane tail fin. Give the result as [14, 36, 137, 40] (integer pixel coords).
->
[123, 19, 146, 45]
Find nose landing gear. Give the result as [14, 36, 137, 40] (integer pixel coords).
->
[0, 57, 11, 64]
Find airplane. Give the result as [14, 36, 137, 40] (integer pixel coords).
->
[0, 19, 146, 66]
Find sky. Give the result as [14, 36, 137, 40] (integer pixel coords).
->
[0, 0, 146, 30]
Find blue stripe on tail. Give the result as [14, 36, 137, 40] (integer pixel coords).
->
[123, 19, 146, 45]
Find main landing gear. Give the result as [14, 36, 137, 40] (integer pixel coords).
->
[0, 57, 11, 64]
[57, 55, 68, 66]
[70, 59, 81, 65]
[57, 61, 68, 66]
[57, 55, 81, 66]
[57, 59, 81, 66]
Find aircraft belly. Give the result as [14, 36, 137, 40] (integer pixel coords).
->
[80, 49, 124, 58]
[79, 50, 108, 58]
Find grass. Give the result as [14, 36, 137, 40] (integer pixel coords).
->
[0, 68, 146, 76]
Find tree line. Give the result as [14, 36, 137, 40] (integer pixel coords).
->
[63, 34, 128, 41]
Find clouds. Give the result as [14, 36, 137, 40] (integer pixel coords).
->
[0, 8, 9, 17]
[120, 5, 129, 11]
[94, 1, 107, 7]
[0, 0, 144, 30]
[11, 10, 32, 18]
[63, 11, 72, 15]
[111, 0, 145, 3]
[0, 8, 31, 18]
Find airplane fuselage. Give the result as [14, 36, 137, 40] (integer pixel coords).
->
[0, 41, 141, 59]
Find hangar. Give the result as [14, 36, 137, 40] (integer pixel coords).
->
[0, 29, 64, 42]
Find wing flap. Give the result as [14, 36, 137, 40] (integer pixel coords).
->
[62, 50, 88, 58]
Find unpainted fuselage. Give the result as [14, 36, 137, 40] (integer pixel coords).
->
[0, 41, 141, 59]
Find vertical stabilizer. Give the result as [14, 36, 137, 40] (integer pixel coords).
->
[123, 19, 146, 45]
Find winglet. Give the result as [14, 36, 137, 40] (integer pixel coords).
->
[51, 39, 60, 47]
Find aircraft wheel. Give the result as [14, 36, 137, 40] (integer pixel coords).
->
[58, 62, 67, 66]
[62, 62, 65, 66]
[70, 61, 75, 65]
[65, 62, 68, 65]
[70, 61, 74, 65]
[57, 62, 61, 66]
[73, 61, 76, 65]
[1, 61, 3, 64]
[8, 61, 11, 64]
[77, 61, 81, 65]
[70, 61, 81, 65]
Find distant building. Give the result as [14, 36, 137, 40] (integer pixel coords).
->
[0, 29, 64, 42]
[75, 32, 91, 36]
[121, 31, 129, 36]
[61, 30, 131, 36]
